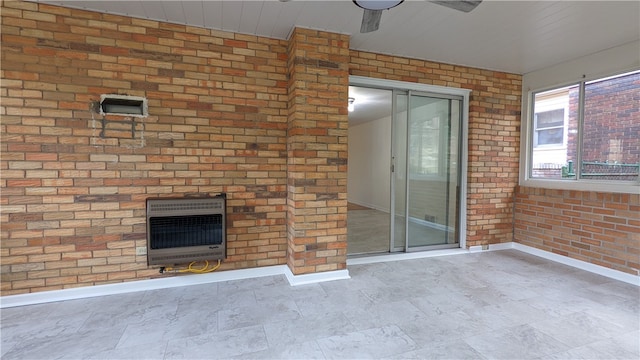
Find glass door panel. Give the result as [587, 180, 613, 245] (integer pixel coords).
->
[347, 86, 394, 255]
[392, 91, 461, 251]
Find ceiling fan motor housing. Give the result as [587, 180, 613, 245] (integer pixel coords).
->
[352, 1, 405, 11]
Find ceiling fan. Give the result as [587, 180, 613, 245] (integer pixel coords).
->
[353, 0, 482, 33]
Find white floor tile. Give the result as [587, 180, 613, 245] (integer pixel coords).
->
[1, 249, 637, 360]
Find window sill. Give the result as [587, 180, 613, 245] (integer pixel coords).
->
[520, 178, 640, 194]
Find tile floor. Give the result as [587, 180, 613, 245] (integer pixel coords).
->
[347, 208, 450, 255]
[347, 208, 390, 254]
[1, 250, 639, 359]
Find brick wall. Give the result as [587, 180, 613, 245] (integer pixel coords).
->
[1, 1, 522, 295]
[286, 28, 349, 275]
[514, 186, 640, 275]
[582, 73, 640, 165]
[567, 86, 579, 164]
[566, 73, 639, 174]
[350, 51, 523, 247]
[1, 1, 291, 295]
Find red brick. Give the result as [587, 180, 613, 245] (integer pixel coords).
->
[515, 186, 638, 275]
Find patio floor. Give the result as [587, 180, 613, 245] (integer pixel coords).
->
[1, 250, 638, 359]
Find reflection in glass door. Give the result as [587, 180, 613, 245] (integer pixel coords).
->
[392, 91, 462, 251]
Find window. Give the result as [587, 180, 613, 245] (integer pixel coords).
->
[527, 70, 640, 185]
[534, 109, 564, 146]
[530, 87, 574, 178]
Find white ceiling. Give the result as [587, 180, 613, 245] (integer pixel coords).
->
[38, 0, 639, 75]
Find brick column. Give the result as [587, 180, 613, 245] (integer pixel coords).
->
[286, 28, 350, 275]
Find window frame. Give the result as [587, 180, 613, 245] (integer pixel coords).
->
[521, 70, 640, 194]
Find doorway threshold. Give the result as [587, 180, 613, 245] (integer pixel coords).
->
[347, 248, 469, 266]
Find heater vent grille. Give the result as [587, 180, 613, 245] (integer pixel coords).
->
[99, 94, 148, 117]
[151, 253, 220, 262]
[148, 201, 223, 213]
[149, 214, 223, 249]
[146, 195, 226, 265]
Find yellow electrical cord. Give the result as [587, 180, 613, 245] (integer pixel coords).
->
[164, 259, 221, 274]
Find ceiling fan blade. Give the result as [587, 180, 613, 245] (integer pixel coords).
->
[360, 9, 383, 33]
[429, 0, 482, 13]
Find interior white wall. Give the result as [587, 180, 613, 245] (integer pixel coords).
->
[347, 116, 391, 212]
[519, 40, 640, 193]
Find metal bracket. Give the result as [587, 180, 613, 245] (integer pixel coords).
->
[99, 115, 136, 138]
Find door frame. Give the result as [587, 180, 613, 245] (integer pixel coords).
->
[349, 76, 471, 251]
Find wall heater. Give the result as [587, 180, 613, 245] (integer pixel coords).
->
[146, 195, 226, 266]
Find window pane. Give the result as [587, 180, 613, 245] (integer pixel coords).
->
[409, 97, 449, 176]
[531, 85, 578, 179]
[537, 127, 563, 145]
[536, 109, 564, 128]
[581, 72, 640, 181]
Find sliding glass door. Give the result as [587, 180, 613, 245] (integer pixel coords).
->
[392, 91, 462, 251]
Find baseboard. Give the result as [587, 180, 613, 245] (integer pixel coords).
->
[347, 200, 389, 213]
[4, 242, 637, 308]
[350, 242, 639, 286]
[512, 243, 640, 286]
[284, 268, 351, 286]
[408, 216, 452, 232]
[468, 242, 514, 253]
[1, 265, 288, 309]
[0, 264, 353, 309]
